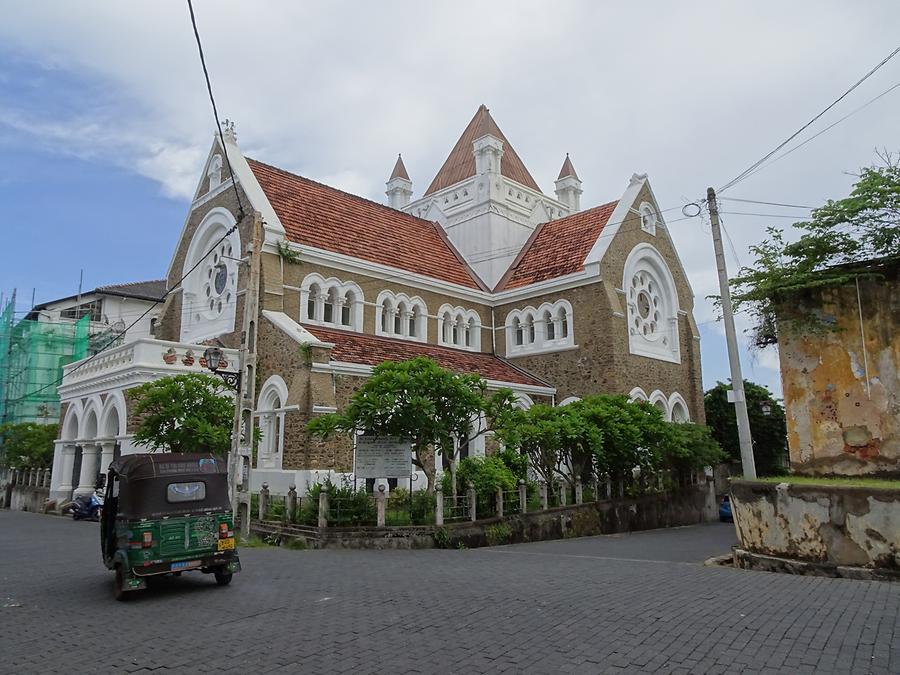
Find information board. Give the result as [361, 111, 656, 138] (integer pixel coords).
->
[354, 436, 412, 479]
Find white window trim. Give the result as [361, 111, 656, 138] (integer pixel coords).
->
[299, 273, 365, 331]
[639, 201, 657, 236]
[668, 391, 690, 423]
[180, 207, 241, 344]
[256, 375, 290, 470]
[505, 299, 574, 357]
[649, 389, 670, 420]
[436, 303, 481, 351]
[623, 243, 680, 364]
[375, 290, 428, 343]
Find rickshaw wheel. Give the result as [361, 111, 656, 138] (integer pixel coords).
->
[214, 569, 233, 586]
[114, 566, 128, 601]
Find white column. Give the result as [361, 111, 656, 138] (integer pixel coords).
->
[73, 443, 100, 497]
[99, 440, 116, 475]
[56, 443, 77, 499]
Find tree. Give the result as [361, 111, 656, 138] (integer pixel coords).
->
[732, 154, 900, 345]
[0, 422, 58, 469]
[127, 374, 234, 455]
[704, 380, 787, 475]
[306, 357, 519, 492]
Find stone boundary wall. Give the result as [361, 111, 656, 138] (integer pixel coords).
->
[730, 480, 900, 570]
[4, 485, 51, 513]
[250, 486, 713, 550]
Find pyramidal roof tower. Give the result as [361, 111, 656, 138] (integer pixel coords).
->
[401, 105, 573, 289]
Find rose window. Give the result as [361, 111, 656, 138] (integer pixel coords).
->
[202, 241, 234, 318]
[629, 272, 667, 347]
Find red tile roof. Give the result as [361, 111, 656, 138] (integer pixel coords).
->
[497, 200, 619, 290]
[248, 159, 483, 289]
[305, 324, 550, 389]
[424, 105, 541, 196]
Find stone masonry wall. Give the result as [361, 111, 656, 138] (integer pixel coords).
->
[495, 183, 704, 421]
[777, 269, 900, 476]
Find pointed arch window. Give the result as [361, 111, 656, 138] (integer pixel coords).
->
[437, 304, 481, 351]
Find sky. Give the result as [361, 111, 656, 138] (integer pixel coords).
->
[1, 1, 898, 400]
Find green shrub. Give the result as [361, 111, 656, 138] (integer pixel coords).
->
[455, 456, 518, 510]
[485, 522, 512, 546]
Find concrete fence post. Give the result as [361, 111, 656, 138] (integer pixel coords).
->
[575, 477, 583, 505]
[559, 482, 567, 507]
[518, 479, 527, 514]
[435, 484, 444, 526]
[11, 469, 18, 485]
[259, 483, 269, 521]
[376, 485, 386, 527]
[41, 469, 49, 488]
[605, 474, 612, 499]
[467, 482, 476, 522]
[495, 486, 504, 518]
[591, 477, 600, 503]
[540, 482, 548, 511]
[318, 490, 329, 528]
[287, 485, 297, 523]
[618, 479, 625, 499]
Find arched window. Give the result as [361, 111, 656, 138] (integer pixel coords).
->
[341, 290, 354, 326]
[308, 283, 321, 320]
[623, 244, 680, 363]
[300, 274, 364, 331]
[437, 304, 480, 350]
[506, 300, 574, 356]
[409, 306, 419, 337]
[257, 376, 288, 470]
[543, 310, 555, 340]
[380, 298, 391, 333]
[669, 392, 690, 423]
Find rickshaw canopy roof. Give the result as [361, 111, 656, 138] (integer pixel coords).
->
[110, 453, 227, 481]
[107, 453, 230, 519]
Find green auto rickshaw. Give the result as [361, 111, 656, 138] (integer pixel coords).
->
[100, 453, 241, 600]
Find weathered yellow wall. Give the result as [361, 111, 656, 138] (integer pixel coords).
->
[778, 269, 900, 476]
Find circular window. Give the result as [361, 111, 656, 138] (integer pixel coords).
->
[213, 263, 228, 295]
[629, 271, 662, 341]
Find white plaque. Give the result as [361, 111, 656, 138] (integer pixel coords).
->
[355, 436, 412, 479]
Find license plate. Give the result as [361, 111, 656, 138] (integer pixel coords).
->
[218, 538, 235, 551]
[171, 560, 201, 571]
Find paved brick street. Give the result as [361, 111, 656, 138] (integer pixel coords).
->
[1, 511, 898, 674]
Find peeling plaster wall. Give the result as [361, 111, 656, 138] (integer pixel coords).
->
[777, 270, 900, 476]
[730, 480, 900, 569]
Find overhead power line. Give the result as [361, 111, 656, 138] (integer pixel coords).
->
[721, 197, 815, 210]
[719, 44, 900, 192]
[724, 79, 900, 187]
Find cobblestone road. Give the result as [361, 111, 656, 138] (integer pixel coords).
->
[2, 511, 899, 674]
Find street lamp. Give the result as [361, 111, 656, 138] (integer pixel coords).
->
[203, 346, 241, 390]
[760, 401, 772, 417]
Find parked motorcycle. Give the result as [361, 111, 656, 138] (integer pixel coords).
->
[69, 488, 104, 521]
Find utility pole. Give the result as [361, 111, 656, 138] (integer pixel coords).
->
[707, 187, 756, 479]
[229, 212, 262, 536]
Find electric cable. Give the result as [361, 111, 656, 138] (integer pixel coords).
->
[719, 45, 900, 192]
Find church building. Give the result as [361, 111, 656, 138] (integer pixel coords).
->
[50, 106, 703, 500]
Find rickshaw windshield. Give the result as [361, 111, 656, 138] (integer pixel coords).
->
[108, 454, 231, 519]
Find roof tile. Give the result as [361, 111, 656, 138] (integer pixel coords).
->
[497, 200, 618, 290]
[248, 159, 482, 289]
[305, 324, 549, 388]
[424, 105, 541, 196]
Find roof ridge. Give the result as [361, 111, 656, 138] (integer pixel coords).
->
[96, 278, 167, 290]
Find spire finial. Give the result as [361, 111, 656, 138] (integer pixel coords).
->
[220, 119, 237, 143]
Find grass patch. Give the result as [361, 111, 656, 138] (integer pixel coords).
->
[737, 475, 900, 489]
[237, 535, 270, 548]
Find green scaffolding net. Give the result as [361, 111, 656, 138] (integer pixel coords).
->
[0, 300, 101, 426]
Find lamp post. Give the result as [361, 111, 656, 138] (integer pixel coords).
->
[202, 346, 241, 390]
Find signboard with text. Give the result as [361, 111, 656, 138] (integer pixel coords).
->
[354, 436, 412, 479]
